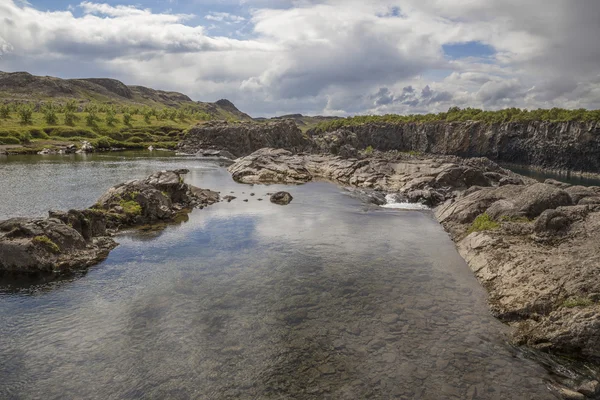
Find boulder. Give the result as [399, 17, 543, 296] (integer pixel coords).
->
[512, 183, 573, 218]
[0, 217, 116, 274]
[533, 210, 572, 234]
[270, 192, 293, 205]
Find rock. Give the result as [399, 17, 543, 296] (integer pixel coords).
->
[381, 313, 399, 324]
[148, 145, 154, 151]
[178, 120, 313, 157]
[566, 186, 598, 204]
[195, 148, 236, 160]
[556, 387, 585, 400]
[534, 210, 572, 234]
[577, 380, 600, 397]
[512, 183, 573, 218]
[545, 179, 571, 189]
[0, 170, 220, 275]
[0, 217, 116, 274]
[270, 192, 293, 205]
[224, 195, 236, 202]
[317, 364, 336, 375]
[78, 141, 94, 153]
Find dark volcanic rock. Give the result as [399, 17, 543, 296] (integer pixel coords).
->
[308, 121, 600, 174]
[178, 120, 313, 157]
[270, 192, 293, 205]
[0, 217, 117, 274]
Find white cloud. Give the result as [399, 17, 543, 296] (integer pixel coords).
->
[0, 0, 599, 116]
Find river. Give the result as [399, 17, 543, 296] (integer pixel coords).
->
[0, 152, 561, 399]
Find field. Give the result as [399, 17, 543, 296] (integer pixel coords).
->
[0, 104, 214, 154]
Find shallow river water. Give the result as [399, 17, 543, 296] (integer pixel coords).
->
[0, 152, 562, 399]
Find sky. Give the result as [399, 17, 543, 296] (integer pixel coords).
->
[0, 0, 599, 117]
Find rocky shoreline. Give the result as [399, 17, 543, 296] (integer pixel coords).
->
[0, 169, 219, 274]
[226, 147, 600, 370]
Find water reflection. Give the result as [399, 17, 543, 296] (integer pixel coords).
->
[0, 165, 561, 399]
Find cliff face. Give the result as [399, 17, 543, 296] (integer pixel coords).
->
[179, 120, 313, 157]
[309, 121, 600, 173]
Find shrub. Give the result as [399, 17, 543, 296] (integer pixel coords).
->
[43, 108, 58, 125]
[64, 111, 77, 126]
[85, 111, 99, 127]
[46, 127, 97, 138]
[467, 213, 500, 234]
[123, 113, 132, 126]
[32, 235, 61, 254]
[92, 136, 117, 149]
[364, 145, 374, 155]
[29, 129, 49, 139]
[126, 137, 144, 143]
[0, 137, 20, 145]
[106, 109, 119, 127]
[18, 106, 33, 125]
[0, 104, 10, 119]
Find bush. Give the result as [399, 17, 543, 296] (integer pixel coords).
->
[106, 109, 119, 127]
[0, 137, 20, 145]
[0, 104, 10, 119]
[44, 109, 58, 125]
[29, 129, 49, 139]
[123, 113, 132, 126]
[64, 111, 77, 126]
[364, 145, 374, 155]
[467, 213, 499, 234]
[46, 127, 97, 138]
[126, 137, 144, 143]
[85, 111, 99, 127]
[92, 136, 117, 149]
[18, 107, 33, 125]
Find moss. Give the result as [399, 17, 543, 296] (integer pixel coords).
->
[32, 235, 61, 254]
[468, 213, 500, 234]
[561, 297, 594, 308]
[119, 199, 142, 215]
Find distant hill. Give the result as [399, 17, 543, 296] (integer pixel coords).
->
[0, 71, 252, 121]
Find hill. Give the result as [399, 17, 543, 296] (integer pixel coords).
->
[0, 71, 252, 121]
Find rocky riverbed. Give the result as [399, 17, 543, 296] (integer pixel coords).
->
[0, 169, 219, 274]
[227, 147, 600, 372]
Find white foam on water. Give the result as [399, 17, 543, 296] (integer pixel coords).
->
[381, 194, 430, 210]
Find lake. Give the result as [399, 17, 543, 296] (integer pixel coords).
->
[0, 152, 561, 399]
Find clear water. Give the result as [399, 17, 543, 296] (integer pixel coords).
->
[0, 152, 561, 399]
[505, 164, 600, 187]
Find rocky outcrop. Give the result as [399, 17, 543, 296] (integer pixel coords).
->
[308, 121, 600, 174]
[229, 148, 529, 207]
[0, 170, 219, 274]
[178, 120, 313, 157]
[228, 148, 600, 364]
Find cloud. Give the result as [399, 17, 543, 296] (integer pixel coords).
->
[0, 0, 599, 116]
[205, 12, 246, 23]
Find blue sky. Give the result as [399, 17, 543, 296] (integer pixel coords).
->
[1, 0, 599, 116]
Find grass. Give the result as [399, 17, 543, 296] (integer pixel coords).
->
[364, 145, 374, 155]
[119, 199, 142, 216]
[0, 110, 200, 153]
[467, 213, 500, 234]
[32, 235, 61, 254]
[561, 296, 594, 308]
[310, 107, 600, 134]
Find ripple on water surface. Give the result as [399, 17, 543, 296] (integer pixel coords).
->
[0, 155, 561, 399]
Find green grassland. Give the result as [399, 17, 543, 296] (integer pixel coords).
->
[311, 107, 600, 134]
[0, 102, 224, 153]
